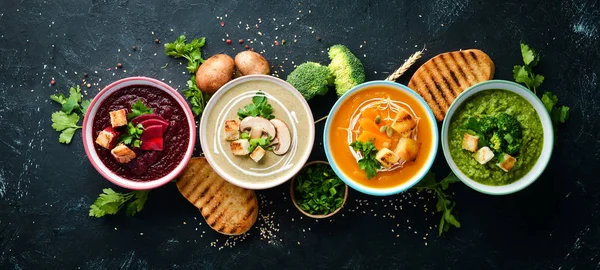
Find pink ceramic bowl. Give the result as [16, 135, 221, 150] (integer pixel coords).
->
[82, 77, 196, 190]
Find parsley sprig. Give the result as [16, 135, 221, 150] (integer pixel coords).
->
[349, 140, 380, 179]
[164, 35, 210, 116]
[164, 35, 206, 73]
[237, 92, 275, 120]
[513, 42, 570, 129]
[89, 188, 150, 218]
[183, 76, 210, 116]
[50, 86, 92, 144]
[412, 172, 461, 236]
[294, 163, 345, 215]
[118, 123, 144, 148]
[513, 43, 544, 94]
[127, 99, 153, 120]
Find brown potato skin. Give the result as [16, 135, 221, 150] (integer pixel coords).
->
[195, 54, 235, 94]
[234, 51, 270, 75]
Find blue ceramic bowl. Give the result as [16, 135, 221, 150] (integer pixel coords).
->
[323, 81, 439, 196]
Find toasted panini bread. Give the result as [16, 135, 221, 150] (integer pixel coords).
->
[408, 49, 495, 121]
[177, 157, 258, 235]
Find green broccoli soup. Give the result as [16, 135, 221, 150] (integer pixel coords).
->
[448, 89, 543, 186]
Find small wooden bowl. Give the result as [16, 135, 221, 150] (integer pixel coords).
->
[290, 161, 349, 219]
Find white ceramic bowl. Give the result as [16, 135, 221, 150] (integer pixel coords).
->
[441, 80, 554, 195]
[323, 80, 439, 196]
[199, 75, 315, 190]
[82, 77, 196, 190]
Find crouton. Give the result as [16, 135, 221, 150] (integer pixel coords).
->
[95, 127, 119, 149]
[375, 148, 400, 168]
[224, 119, 240, 141]
[496, 153, 517, 172]
[109, 109, 128, 128]
[230, 139, 250, 155]
[390, 108, 417, 135]
[473, 146, 494, 165]
[250, 146, 266, 162]
[462, 133, 479, 152]
[394, 137, 420, 162]
[111, 143, 136, 163]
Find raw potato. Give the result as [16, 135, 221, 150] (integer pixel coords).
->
[195, 54, 235, 94]
[234, 51, 270, 76]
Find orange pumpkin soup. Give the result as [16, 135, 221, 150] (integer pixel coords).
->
[328, 85, 434, 189]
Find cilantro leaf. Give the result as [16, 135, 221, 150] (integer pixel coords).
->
[62, 86, 83, 114]
[541, 92, 558, 113]
[349, 140, 380, 179]
[50, 93, 67, 105]
[164, 35, 206, 73]
[127, 99, 153, 120]
[440, 172, 461, 190]
[557, 106, 570, 123]
[49, 86, 89, 144]
[412, 172, 461, 236]
[89, 188, 150, 218]
[51, 111, 80, 131]
[237, 92, 275, 120]
[183, 76, 210, 116]
[520, 42, 540, 67]
[81, 99, 91, 113]
[125, 191, 150, 216]
[59, 127, 78, 144]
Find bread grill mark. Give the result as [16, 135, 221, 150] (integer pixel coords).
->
[176, 157, 259, 236]
[407, 49, 495, 121]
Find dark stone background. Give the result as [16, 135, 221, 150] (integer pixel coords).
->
[1, 0, 599, 269]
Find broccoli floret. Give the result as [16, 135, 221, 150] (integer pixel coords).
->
[497, 113, 522, 138]
[496, 113, 522, 155]
[479, 116, 498, 134]
[286, 62, 334, 101]
[489, 132, 504, 153]
[328, 45, 366, 97]
[503, 133, 521, 155]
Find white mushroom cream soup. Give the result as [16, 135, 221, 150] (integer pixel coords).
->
[204, 79, 311, 185]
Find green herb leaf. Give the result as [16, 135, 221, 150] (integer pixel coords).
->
[61, 86, 83, 114]
[237, 92, 275, 120]
[541, 92, 558, 113]
[520, 42, 540, 67]
[557, 106, 570, 123]
[127, 99, 153, 120]
[411, 172, 461, 237]
[125, 190, 150, 216]
[89, 188, 150, 218]
[51, 111, 80, 131]
[182, 76, 210, 116]
[164, 35, 206, 73]
[50, 93, 67, 105]
[349, 140, 380, 179]
[51, 111, 82, 144]
[59, 127, 78, 144]
[440, 172, 460, 190]
[81, 99, 92, 113]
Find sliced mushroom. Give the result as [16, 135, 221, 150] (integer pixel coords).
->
[239, 116, 276, 139]
[270, 119, 291, 155]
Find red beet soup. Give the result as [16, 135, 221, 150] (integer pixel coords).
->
[92, 85, 190, 181]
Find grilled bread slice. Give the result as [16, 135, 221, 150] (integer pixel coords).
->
[408, 49, 495, 121]
[177, 157, 258, 235]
